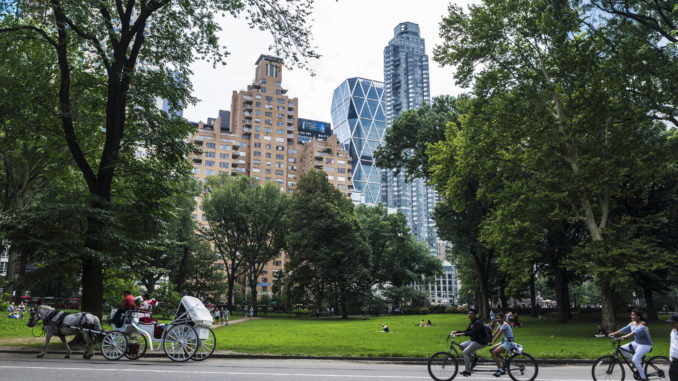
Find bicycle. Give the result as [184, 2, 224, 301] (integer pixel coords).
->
[591, 337, 670, 380]
[428, 334, 539, 381]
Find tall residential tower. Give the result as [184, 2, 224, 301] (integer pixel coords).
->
[381, 22, 439, 253]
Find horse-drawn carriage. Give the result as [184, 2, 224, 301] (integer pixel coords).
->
[28, 295, 216, 362]
[101, 295, 216, 362]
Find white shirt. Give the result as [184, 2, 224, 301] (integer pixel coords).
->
[671, 329, 678, 361]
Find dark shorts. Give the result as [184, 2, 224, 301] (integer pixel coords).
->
[670, 359, 678, 381]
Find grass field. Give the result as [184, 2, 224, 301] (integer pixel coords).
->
[1, 311, 673, 359]
[212, 312, 673, 359]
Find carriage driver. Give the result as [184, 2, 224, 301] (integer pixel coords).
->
[111, 290, 136, 327]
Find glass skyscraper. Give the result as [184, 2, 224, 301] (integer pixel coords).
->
[382, 22, 439, 253]
[331, 78, 386, 205]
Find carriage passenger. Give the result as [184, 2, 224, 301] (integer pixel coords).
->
[135, 293, 157, 318]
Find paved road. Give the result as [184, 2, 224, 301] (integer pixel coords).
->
[0, 352, 594, 380]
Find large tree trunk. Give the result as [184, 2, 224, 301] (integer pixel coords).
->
[553, 268, 571, 323]
[529, 272, 537, 317]
[174, 247, 190, 295]
[6, 247, 19, 301]
[226, 275, 235, 311]
[642, 286, 658, 321]
[601, 279, 616, 332]
[249, 275, 258, 317]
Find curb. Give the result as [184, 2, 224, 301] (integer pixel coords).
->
[0, 347, 595, 365]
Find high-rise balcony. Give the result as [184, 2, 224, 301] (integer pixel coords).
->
[242, 127, 252, 135]
[232, 151, 240, 157]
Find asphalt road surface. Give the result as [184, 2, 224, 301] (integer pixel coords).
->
[0, 352, 594, 380]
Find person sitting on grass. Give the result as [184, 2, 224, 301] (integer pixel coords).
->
[418, 319, 425, 327]
[594, 325, 608, 338]
[489, 312, 514, 377]
[427, 320, 433, 327]
[380, 324, 390, 333]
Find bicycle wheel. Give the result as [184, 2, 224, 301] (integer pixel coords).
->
[506, 352, 538, 381]
[592, 355, 625, 381]
[428, 351, 459, 381]
[124, 332, 148, 360]
[644, 356, 670, 381]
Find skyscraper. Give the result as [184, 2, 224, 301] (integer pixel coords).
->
[331, 78, 386, 204]
[382, 22, 439, 253]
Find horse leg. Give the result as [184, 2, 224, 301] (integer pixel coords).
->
[37, 330, 52, 358]
[59, 335, 71, 358]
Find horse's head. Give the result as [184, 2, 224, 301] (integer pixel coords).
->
[27, 306, 41, 327]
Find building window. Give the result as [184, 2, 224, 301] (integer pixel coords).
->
[253, 151, 261, 157]
[220, 144, 230, 150]
[219, 153, 229, 159]
[205, 170, 214, 175]
[205, 161, 215, 167]
[275, 170, 284, 176]
[275, 154, 284, 160]
[266, 63, 278, 77]
[265, 153, 272, 158]
[266, 144, 272, 149]
[205, 142, 216, 149]
[265, 119, 273, 125]
[265, 112, 273, 117]
[254, 142, 261, 148]
[325, 158, 333, 164]
[265, 96, 273, 102]
[337, 168, 346, 174]
[277, 105, 285, 111]
[253, 159, 261, 165]
[192, 168, 200, 174]
[219, 162, 228, 168]
[205, 151, 215, 158]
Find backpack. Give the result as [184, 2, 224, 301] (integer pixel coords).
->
[479, 322, 493, 345]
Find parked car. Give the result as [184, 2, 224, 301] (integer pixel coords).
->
[67, 297, 80, 309]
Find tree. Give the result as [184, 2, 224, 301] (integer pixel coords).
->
[0, 0, 319, 317]
[0, 29, 73, 297]
[201, 175, 288, 312]
[286, 170, 369, 318]
[355, 204, 442, 307]
[374, 95, 462, 181]
[432, 0, 678, 330]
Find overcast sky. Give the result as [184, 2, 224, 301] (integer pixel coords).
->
[183, 0, 469, 125]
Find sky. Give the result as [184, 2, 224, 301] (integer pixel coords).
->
[183, 0, 469, 125]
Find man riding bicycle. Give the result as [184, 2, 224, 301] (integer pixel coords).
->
[451, 308, 491, 377]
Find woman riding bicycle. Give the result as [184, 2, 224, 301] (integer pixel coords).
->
[608, 309, 653, 381]
[489, 312, 515, 377]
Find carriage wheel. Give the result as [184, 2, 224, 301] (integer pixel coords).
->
[101, 331, 127, 360]
[124, 332, 148, 360]
[192, 328, 216, 361]
[163, 324, 198, 362]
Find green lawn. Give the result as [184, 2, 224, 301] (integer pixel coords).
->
[212, 313, 673, 359]
[2, 311, 673, 359]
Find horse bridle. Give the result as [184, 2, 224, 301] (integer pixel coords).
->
[27, 306, 42, 327]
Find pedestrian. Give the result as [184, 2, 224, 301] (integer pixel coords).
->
[490, 309, 495, 325]
[249, 306, 254, 319]
[667, 314, 678, 381]
[214, 308, 219, 323]
[331, 307, 334, 316]
[224, 308, 229, 325]
[326, 307, 330, 317]
[316, 308, 320, 319]
[243, 305, 247, 318]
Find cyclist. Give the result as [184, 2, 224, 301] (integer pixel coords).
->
[609, 309, 653, 381]
[489, 312, 514, 377]
[451, 308, 489, 377]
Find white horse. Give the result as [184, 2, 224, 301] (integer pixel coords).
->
[27, 305, 101, 359]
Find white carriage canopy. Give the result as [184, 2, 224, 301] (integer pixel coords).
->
[178, 296, 213, 327]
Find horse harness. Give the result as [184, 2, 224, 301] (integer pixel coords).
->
[43, 309, 92, 336]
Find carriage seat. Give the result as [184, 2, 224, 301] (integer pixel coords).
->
[139, 316, 158, 325]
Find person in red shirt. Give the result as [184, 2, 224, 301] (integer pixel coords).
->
[111, 290, 136, 327]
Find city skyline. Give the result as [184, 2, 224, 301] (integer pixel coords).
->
[183, 0, 468, 124]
